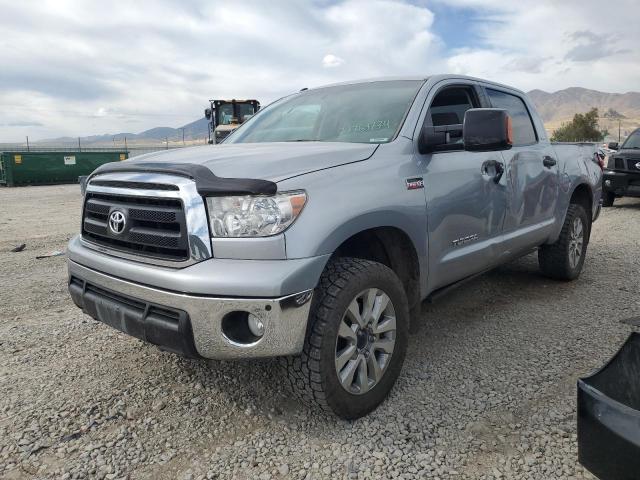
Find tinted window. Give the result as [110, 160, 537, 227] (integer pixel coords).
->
[426, 86, 478, 149]
[228, 81, 423, 144]
[486, 89, 537, 146]
[430, 88, 474, 126]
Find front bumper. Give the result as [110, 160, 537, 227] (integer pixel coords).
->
[603, 170, 640, 198]
[69, 260, 314, 359]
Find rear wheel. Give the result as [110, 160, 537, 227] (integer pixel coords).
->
[602, 190, 615, 207]
[538, 203, 589, 280]
[281, 257, 409, 419]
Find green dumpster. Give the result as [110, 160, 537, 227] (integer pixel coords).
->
[0, 151, 128, 187]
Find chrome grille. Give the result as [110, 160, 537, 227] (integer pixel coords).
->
[82, 192, 189, 261]
[80, 172, 213, 267]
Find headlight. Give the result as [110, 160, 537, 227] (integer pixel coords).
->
[206, 191, 307, 237]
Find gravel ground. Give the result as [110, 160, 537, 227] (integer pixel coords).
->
[2, 184, 639, 480]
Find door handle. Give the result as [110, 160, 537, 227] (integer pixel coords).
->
[543, 155, 557, 168]
[481, 160, 505, 184]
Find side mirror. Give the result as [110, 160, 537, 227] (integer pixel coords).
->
[607, 142, 619, 151]
[204, 108, 212, 120]
[418, 127, 447, 154]
[463, 108, 513, 152]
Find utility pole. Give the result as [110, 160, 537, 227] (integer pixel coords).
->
[181, 128, 185, 146]
[78, 137, 81, 152]
[26, 136, 30, 152]
[124, 136, 128, 153]
[165, 137, 169, 150]
[619, 120, 621, 143]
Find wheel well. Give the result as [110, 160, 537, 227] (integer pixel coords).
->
[332, 227, 420, 308]
[570, 183, 593, 239]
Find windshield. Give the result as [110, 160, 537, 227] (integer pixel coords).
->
[217, 104, 235, 125]
[622, 130, 640, 149]
[227, 80, 423, 144]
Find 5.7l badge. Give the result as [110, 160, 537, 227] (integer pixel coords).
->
[405, 177, 424, 190]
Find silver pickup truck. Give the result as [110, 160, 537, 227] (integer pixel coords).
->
[68, 75, 603, 419]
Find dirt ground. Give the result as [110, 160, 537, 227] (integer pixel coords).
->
[1, 184, 639, 479]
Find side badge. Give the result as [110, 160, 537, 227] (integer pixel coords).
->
[406, 177, 424, 190]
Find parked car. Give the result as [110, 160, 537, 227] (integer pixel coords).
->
[67, 75, 603, 419]
[602, 128, 640, 206]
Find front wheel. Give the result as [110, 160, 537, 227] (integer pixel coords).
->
[281, 257, 409, 419]
[538, 203, 590, 280]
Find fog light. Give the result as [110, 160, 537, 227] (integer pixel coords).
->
[248, 314, 265, 337]
[605, 179, 612, 188]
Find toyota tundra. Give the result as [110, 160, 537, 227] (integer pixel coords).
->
[68, 75, 603, 419]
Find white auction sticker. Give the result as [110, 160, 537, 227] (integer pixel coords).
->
[64, 156, 76, 165]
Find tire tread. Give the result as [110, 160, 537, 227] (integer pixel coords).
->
[538, 203, 588, 280]
[280, 257, 403, 415]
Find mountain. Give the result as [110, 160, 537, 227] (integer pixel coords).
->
[135, 117, 209, 141]
[35, 117, 210, 146]
[527, 87, 640, 138]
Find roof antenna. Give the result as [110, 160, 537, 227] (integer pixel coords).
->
[300, 87, 308, 91]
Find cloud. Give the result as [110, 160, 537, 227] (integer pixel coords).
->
[564, 31, 628, 62]
[322, 54, 345, 68]
[4, 121, 44, 127]
[0, 0, 638, 142]
[440, 0, 640, 92]
[0, 0, 443, 141]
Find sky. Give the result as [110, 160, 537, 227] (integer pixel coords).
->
[1, 0, 639, 142]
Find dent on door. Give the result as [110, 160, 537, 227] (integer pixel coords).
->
[502, 148, 559, 242]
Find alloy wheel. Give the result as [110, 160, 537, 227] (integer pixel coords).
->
[334, 288, 397, 394]
[568, 216, 584, 269]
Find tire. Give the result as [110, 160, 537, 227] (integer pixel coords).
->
[281, 257, 409, 419]
[538, 203, 590, 281]
[602, 190, 615, 207]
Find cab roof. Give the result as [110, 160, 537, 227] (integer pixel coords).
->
[304, 74, 527, 97]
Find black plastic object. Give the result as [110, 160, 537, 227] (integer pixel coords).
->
[578, 332, 640, 480]
[91, 161, 277, 196]
[68, 276, 201, 358]
[463, 108, 513, 152]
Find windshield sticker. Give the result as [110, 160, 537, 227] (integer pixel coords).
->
[340, 119, 391, 135]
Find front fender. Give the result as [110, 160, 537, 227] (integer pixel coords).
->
[310, 210, 427, 259]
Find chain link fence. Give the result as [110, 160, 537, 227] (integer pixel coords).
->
[0, 144, 192, 158]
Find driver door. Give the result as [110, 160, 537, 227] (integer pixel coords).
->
[417, 82, 508, 291]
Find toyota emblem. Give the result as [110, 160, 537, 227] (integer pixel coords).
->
[108, 210, 126, 234]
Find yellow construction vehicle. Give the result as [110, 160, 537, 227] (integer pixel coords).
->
[205, 99, 260, 144]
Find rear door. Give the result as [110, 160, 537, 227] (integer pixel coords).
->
[484, 87, 559, 254]
[417, 81, 508, 291]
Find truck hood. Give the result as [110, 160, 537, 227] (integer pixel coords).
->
[127, 142, 379, 183]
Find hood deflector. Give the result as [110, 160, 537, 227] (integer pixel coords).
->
[90, 161, 278, 196]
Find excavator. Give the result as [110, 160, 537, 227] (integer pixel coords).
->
[205, 99, 260, 144]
